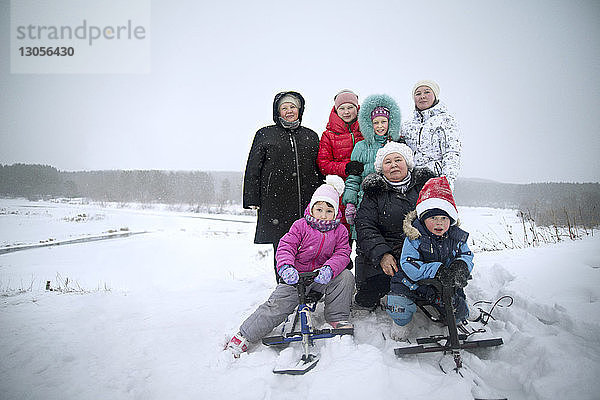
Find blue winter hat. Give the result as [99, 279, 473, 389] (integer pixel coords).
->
[420, 208, 454, 225]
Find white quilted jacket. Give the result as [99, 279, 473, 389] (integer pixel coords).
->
[401, 102, 461, 189]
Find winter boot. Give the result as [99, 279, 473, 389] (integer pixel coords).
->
[327, 320, 354, 329]
[226, 332, 248, 357]
[389, 321, 410, 342]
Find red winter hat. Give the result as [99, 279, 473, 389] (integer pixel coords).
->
[415, 176, 458, 225]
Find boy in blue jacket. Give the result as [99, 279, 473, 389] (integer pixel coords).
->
[386, 176, 473, 338]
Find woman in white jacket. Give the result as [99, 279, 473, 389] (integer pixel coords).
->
[401, 80, 461, 190]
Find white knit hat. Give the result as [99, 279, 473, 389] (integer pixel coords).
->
[374, 142, 415, 173]
[413, 80, 440, 99]
[309, 175, 345, 216]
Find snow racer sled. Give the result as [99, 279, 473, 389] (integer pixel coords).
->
[394, 277, 504, 372]
[262, 271, 354, 375]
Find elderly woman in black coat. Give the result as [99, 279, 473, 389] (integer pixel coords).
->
[243, 91, 323, 281]
[354, 141, 436, 309]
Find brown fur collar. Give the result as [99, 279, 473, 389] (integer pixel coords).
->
[403, 210, 421, 240]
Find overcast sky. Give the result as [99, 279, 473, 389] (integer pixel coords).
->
[1, 0, 599, 184]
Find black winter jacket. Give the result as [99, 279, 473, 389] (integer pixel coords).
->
[354, 168, 436, 279]
[243, 91, 324, 244]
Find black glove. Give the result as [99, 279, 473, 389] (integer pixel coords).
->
[436, 260, 469, 288]
[449, 260, 470, 288]
[345, 160, 364, 176]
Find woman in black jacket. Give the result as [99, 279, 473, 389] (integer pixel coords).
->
[243, 91, 323, 281]
[354, 142, 436, 309]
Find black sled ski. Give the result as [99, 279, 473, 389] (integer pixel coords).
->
[394, 278, 504, 369]
[394, 278, 507, 399]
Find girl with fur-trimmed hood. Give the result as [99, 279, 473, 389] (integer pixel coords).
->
[342, 94, 402, 239]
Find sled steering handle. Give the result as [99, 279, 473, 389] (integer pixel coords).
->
[418, 278, 443, 291]
[298, 271, 319, 279]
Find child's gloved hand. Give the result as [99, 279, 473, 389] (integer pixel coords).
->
[435, 265, 454, 287]
[314, 266, 333, 285]
[448, 260, 470, 287]
[345, 203, 357, 225]
[278, 265, 299, 285]
[435, 260, 469, 288]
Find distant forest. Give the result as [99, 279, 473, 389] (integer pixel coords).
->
[453, 178, 599, 227]
[1, 164, 599, 227]
[0, 164, 241, 206]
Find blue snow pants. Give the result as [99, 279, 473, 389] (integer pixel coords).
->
[387, 283, 469, 326]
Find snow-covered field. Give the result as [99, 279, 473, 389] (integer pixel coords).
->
[1, 198, 599, 400]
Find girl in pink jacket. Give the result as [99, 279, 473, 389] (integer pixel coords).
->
[227, 177, 354, 356]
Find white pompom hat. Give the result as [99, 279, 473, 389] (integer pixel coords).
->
[309, 175, 344, 216]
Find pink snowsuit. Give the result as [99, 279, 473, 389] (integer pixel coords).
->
[239, 211, 354, 343]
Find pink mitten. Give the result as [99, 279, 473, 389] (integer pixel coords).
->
[345, 203, 357, 225]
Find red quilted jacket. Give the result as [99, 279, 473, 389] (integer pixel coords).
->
[317, 106, 363, 179]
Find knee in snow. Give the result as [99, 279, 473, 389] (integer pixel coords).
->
[385, 294, 416, 326]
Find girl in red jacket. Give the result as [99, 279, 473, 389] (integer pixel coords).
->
[317, 90, 365, 248]
[317, 89, 364, 179]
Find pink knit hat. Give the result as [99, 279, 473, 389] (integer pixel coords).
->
[415, 176, 458, 224]
[334, 89, 359, 110]
[309, 175, 344, 216]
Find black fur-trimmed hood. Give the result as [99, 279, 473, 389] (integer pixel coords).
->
[362, 167, 437, 196]
[272, 91, 305, 127]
